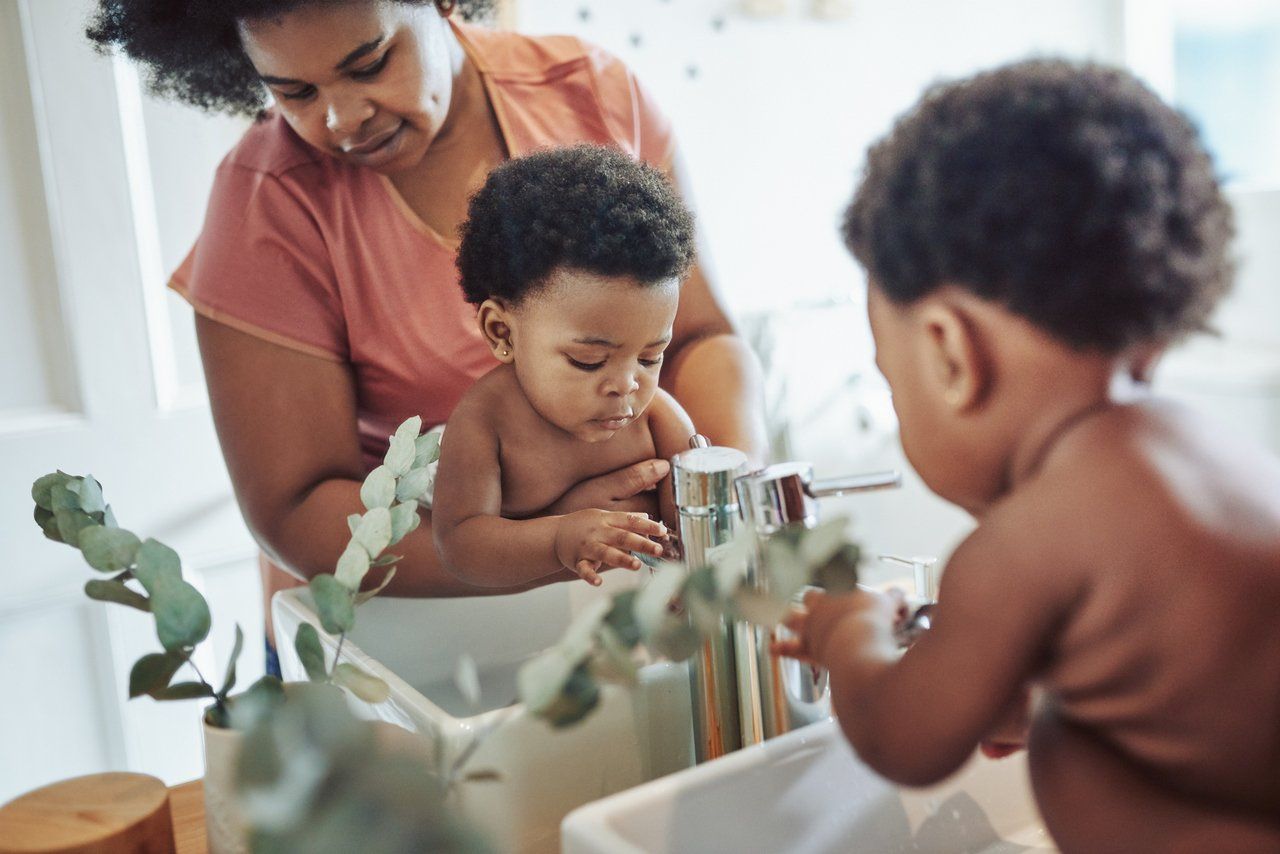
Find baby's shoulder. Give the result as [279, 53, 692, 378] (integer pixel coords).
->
[448, 366, 519, 428]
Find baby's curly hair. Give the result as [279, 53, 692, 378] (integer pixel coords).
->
[843, 58, 1234, 352]
[456, 145, 696, 306]
[86, 0, 490, 117]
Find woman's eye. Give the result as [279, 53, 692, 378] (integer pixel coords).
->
[351, 51, 391, 80]
[567, 357, 605, 372]
[280, 85, 316, 101]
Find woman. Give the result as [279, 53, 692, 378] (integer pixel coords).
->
[88, 0, 767, 669]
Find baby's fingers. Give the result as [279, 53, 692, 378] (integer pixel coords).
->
[589, 543, 643, 572]
[607, 526, 665, 557]
[608, 512, 667, 540]
[575, 559, 604, 587]
[771, 635, 815, 664]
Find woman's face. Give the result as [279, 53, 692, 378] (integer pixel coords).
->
[239, 0, 455, 174]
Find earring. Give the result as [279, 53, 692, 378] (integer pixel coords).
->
[501, 348, 510, 357]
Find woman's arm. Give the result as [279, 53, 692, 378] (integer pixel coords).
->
[198, 315, 518, 597]
[662, 150, 770, 466]
[644, 388, 697, 531]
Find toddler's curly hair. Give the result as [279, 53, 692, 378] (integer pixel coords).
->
[843, 58, 1234, 351]
[457, 145, 696, 306]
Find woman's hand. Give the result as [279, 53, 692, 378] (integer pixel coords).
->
[553, 510, 668, 585]
[545, 459, 670, 516]
[774, 587, 906, 665]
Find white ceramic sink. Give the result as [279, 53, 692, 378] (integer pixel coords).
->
[562, 719, 1056, 853]
[272, 575, 696, 853]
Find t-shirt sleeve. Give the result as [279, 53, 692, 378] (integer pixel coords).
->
[586, 46, 677, 170]
[169, 163, 347, 363]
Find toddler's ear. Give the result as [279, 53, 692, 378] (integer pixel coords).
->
[919, 301, 989, 414]
[477, 299, 515, 363]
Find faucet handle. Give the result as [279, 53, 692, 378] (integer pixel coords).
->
[735, 463, 902, 533]
[878, 554, 940, 602]
[808, 470, 901, 497]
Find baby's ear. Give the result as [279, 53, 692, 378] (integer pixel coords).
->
[918, 301, 989, 414]
[477, 299, 515, 363]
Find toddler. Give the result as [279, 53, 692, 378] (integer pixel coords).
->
[778, 59, 1280, 850]
[433, 145, 696, 587]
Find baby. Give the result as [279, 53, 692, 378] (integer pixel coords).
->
[777, 60, 1280, 849]
[432, 145, 696, 588]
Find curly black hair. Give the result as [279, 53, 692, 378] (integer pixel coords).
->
[843, 58, 1234, 352]
[86, 0, 490, 117]
[456, 145, 696, 306]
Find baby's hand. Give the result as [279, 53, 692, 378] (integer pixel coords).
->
[773, 587, 906, 665]
[554, 510, 667, 586]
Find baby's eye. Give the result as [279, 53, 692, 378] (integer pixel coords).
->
[639, 355, 664, 368]
[567, 356, 605, 372]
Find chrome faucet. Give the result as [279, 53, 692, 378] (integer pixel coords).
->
[671, 437, 902, 759]
[733, 462, 901, 745]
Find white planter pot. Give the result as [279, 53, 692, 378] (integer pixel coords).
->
[201, 719, 248, 854]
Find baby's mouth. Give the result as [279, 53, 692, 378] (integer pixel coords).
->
[594, 413, 633, 430]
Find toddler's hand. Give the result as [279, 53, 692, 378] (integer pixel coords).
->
[773, 587, 906, 665]
[554, 510, 667, 586]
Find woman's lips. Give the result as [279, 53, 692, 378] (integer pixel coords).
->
[340, 121, 405, 163]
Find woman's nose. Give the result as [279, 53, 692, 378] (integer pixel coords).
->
[325, 93, 375, 136]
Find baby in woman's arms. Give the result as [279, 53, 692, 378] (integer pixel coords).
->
[432, 145, 696, 588]
[777, 59, 1280, 851]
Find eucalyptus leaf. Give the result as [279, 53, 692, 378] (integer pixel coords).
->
[560, 597, 611, 662]
[413, 430, 442, 468]
[394, 468, 432, 503]
[388, 502, 420, 546]
[708, 531, 754, 595]
[517, 649, 576, 715]
[333, 662, 390, 703]
[354, 566, 397, 605]
[31, 471, 74, 511]
[603, 590, 641, 646]
[811, 544, 862, 594]
[684, 587, 723, 636]
[592, 624, 638, 685]
[634, 563, 685, 643]
[132, 539, 182, 594]
[33, 505, 61, 542]
[799, 517, 848, 567]
[49, 480, 82, 511]
[649, 616, 703, 662]
[220, 624, 244, 698]
[381, 430, 417, 478]
[370, 554, 401, 568]
[540, 662, 601, 728]
[78, 526, 141, 573]
[53, 506, 96, 548]
[731, 587, 791, 626]
[294, 622, 328, 683]
[359, 465, 396, 510]
[151, 576, 212, 651]
[103, 505, 119, 528]
[333, 543, 371, 592]
[77, 475, 106, 514]
[129, 650, 187, 698]
[346, 514, 362, 536]
[84, 578, 150, 612]
[310, 574, 355, 635]
[152, 681, 215, 700]
[352, 507, 392, 557]
[763, 539, 810, 602]
[454, 654, 481, 710]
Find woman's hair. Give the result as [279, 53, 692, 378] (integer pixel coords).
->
[456, 145, 696, 306]
[86, 0, 491, 117]
[843, 58, 1234, 352]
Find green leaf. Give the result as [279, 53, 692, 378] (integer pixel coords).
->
[152, 681, 215, 700]
[33, 505, 62, 542]
[394, 467, 433, 503]
[54, 506, 96, 548]
[31, 472, 74, 511]
[455, 654, 481, 709]
[294, 622, 328, 683]
[346, 514, 362, 536]
[84, 578, 150, 612]
[812, 543, 862, 594]
[603, 590, 642, 646]
[593, 624, 638, 685]
[414, 430, 442, 468]
[132, 539, 182, 594]
[220, 624, 244, 698]
[310, 574, 355, 635]
[151, 576, 212, 651]
[103, 505, 119, 528]
[332, 662, 390, 703]
[76, 475, 106, 514]
[78, 526, 141, 572]
[333, 542, 371, 591]
[354, 566, 397, 605]
[359, 465, 396, 510]
[370, 554, 401, 568]
[541, 662, 601, 728]
[518, 649, 576, 715]
[649, 616, 703, 662]
[388, 502, 420, 546]
[129, 650, 187, 698]
[731, 587, 791, 626]
[798, 517, 849, 567]
[352, 507, 392, 557]
[384, 417, 421, 476]
[634, 563, 685, 643]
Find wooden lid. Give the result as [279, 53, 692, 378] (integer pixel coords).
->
[0, 772, 174, 854]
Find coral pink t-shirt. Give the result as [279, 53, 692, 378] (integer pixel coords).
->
[170, 21, 675, 469]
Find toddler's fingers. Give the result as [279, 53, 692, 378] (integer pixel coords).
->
[801, 588, 827, 611]
[591, 544, 642, 571]
[575, 560, 603, 586]
[610, 512, 667, 540]
[607, 527, 665, 557]
[782, 607, 808, 633]
[771, 637, 815, 663]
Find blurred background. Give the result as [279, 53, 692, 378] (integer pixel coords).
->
[2, 0, 1277, 803]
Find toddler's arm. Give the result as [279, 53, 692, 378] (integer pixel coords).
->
[779, 517, 1078, 786]
[431, 394, 666, 587]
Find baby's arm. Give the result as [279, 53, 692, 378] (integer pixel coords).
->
[783, 515, 1078, 786]
[644, 388, 697, 532]
[432, 393, 666, 587]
